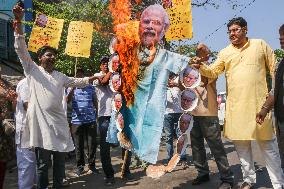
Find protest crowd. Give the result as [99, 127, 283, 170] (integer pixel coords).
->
[0, 1, 284, 189]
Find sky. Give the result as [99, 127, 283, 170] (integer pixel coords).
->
[189, 0, 283, 92]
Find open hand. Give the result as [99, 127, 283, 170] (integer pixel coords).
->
[256, 109, 268, 125]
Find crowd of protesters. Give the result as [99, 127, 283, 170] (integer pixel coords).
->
[0, 3, 283, 189]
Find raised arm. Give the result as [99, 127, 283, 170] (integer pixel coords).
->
[13, 4, 37, 75]
[198, 54, 225, 79]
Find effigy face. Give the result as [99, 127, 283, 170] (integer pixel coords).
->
[111, 54, 120, 73]
[180, 66, 201, 88]
[110, 73, 121, 92]
[139, 10, 165, 48]
[178, 113, 193, 133]
[114, 93, 122, 111]
[180, 89, 198, 111]
[35, 14, 48, 28]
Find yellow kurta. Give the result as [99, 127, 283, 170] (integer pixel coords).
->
[200, 39, 275, 140]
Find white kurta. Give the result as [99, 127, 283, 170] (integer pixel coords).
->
[15, 78, 30, 148]
[15, 34, 90, 152]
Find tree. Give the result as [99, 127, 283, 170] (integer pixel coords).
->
[275, 49, 284, 62]
[27, 0, 243, 74]
[29, 0, 113, 75]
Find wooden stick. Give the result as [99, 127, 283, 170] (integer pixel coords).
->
[75, 57, 78, 77]
[121, 149, 129, 177]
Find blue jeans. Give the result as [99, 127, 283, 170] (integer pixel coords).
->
[163, 113, 185, 161]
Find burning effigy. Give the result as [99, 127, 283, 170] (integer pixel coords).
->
[107, 0, 199, 178]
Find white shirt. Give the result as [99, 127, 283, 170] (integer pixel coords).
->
[15, 34, 90, 152]
[15, 78, 30, 147]
[95, 84, 113, 117]
[165, 86, 183, 114]
[93, 71, 106, 86]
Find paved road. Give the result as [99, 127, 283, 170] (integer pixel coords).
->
[4, 139, 274, 189]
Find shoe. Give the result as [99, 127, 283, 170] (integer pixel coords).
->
[162, 159, 170, 166]
[104, 177, 115, 186]
[89, 166, 100, 174]
[180, 161, 189, 170]
[192, 174, 210, 185]
[177, 159, 188, 168]
[239, 182, 253, 189]
[61, 178, 71, 188]
[219, 181, 233, 189]
[75, 165, 85, 176]
[121, 173, 136, 182]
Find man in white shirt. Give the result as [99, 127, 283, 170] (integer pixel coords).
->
[163, 74, 185, 164]
[94, 57, 116, 186]
[13, 5, 98, 189]
[15, 78, 36, 189]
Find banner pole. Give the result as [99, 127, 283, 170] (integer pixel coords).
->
[75, 57, 78, 78]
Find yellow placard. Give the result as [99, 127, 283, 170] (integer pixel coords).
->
[28, 14, 64, 52]
[65, 21, 94, 58]
[165, 0, 192, 41]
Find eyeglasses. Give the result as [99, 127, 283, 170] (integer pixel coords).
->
[184, 74, 198, 80]
[227, 27, 242, 34]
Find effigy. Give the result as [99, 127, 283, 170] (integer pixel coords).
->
[106, 1, 201, 178]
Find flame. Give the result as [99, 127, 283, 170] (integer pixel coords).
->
[109, 0, 141, 106]
[109, 0, 131, 25]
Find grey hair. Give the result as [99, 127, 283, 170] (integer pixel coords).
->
[180, 113, 192, 122]
[141, 4, 170, 39]
[181, 89, 196, 100]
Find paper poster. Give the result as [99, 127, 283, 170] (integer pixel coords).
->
[28, 14, 64, 52]
[165, 0, 193, 40]
[65, 21, 94, 58]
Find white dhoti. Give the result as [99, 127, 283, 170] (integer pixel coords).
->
[16, 146, 37, 189]
[233, 137, 284, 189]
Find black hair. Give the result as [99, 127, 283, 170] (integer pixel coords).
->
[37, 46, 58, 59]
[227, 17, 247, 28]
[100, 56, 109, 64]
[76, 68, 84, 73]
[279, 24, 284, 33]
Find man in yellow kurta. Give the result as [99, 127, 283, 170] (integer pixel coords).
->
[195, 17, 284, 189]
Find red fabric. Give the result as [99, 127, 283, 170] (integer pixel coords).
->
[0, 161, 6, 189]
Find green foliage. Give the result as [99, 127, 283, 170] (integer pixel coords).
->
[275, 49, 284, 62]
[25, 0, 243, 75]
[28, 0, 113, 75]
[171, 43, 217, 61]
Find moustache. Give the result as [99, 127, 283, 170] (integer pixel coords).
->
[143, 30, 157, 36]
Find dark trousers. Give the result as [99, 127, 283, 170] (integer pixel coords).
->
[190, 116, 234, 184]
[73, 123, 97, 167]
[163, 113, 184, 161]
[98, 116, 114, 178]
[35, 148, 66, 189]
[0, 161, 6, 189]
[276, 120, 284, 168]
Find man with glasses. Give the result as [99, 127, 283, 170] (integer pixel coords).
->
[193, 17, 284, 189]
